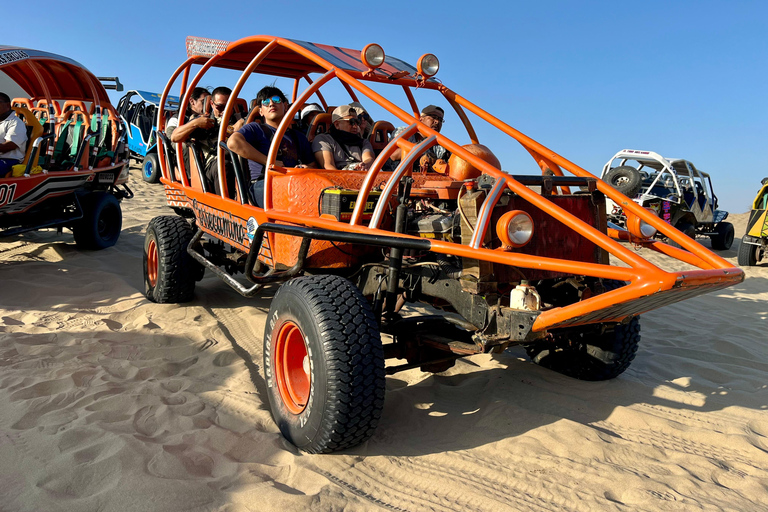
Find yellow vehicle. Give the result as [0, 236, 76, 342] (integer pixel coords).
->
[738, 178, 768, 266]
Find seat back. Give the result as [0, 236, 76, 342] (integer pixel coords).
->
[10, 107, 44, 166]
[307, 113, 332, 142]
[369, 120, 395, 155]
[36, 99, 62, 117]
[52, 110, 90, 168]
[11, 98, 32, 109]
[234, 98, 248, 116]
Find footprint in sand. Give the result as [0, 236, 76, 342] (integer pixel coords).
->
[102, 319, 123, 331]
[2, 316, 24, 326]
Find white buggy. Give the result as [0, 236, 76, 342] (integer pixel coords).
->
[600, 149, 734, 250]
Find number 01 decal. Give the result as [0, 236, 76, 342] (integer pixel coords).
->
[0, 183, 17, 207]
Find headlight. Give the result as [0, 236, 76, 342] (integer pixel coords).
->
[497, 210, 534, 248]
[417, 54, 439, 77]
[361, 44, 385, 69]
[626, 210, 658, 239]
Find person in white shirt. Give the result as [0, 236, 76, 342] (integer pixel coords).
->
[0, 92, 28, 178]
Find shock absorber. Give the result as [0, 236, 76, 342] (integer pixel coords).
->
[383, 175, 413, 320]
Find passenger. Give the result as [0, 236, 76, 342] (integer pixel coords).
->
[166, 87, 209, 140]
[349, 101, 372, 139]
[0, 93, 28, 178]
[390, 105, 451, 172]
[228, 86, 316, 208]
[312, 105, 375, 171]
[170, 86, 245, 196]
[298, 103, 324, 135]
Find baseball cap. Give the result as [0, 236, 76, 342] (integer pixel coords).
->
[349, 102, 368, 116]
[301, 103, 323, 120]
[421, 105, 444, 118]
[332, 104, 358, 123]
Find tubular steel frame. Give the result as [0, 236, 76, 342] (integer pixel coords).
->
[155, 35, 743, 333]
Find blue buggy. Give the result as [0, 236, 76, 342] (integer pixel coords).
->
[116, 90, 180, 183]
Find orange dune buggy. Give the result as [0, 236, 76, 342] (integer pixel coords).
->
[0, 47, 132, 248]
[145, 35, 743, 453]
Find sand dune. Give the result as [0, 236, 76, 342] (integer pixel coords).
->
[1, 167, 766, 511]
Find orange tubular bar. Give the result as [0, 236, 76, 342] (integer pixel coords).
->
[265, 68, 336, 210]
[217, 39, 279, 200]
[157, 35, 743, 334]
[158, 56, 197, 186]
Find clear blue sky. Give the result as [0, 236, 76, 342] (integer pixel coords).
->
[5, 0, 766, 212]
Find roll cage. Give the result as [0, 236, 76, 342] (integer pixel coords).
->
[155, 36, 742, 332]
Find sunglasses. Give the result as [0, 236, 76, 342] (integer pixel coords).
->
[358, 112, 371, 122]
[261, 96, 284, 106]
[211, 102, 228, 110]
[341, 117, 360, 126]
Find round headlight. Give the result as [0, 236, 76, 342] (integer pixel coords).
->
[639, 219, 657, 238]
[497, 210, 534, 248]
[361, 44, 385, 69]
[417, 54, 440, 77]
[626, 210, 658, 239]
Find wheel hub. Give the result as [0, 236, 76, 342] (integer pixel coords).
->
[147, 239, 158, 287]
[274, 321, 311, 414]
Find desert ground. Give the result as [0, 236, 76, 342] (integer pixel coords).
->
[1, 165, 766, 512]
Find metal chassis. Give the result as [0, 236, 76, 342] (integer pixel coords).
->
[155, 36, 743, 334]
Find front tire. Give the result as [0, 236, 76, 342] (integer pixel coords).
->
[264, 275, 385, 453]
[142, 152, 161, 183]
[73, 192, 122, 250]
[143, 216, 199, 303]
[710, 222, 734, 250]
[737, 237, 763, 266]
[524, 317, 641, 381]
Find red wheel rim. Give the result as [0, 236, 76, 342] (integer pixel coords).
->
[147, 239, 158, 287]
[274, 321, 311, 414]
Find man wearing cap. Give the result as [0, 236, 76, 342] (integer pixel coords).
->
[228, 86, 315, 207]
[0, 92, 27, 178]
[390, 105, 450, 171]
[312, 105, 375, 171]
[298, 103, 324, 136]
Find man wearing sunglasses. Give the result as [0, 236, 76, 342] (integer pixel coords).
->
[390, 105, 450, 172]
[228, 86, 315, 208]
[312, 105, 375, 171]
[171, 86, 245, 196]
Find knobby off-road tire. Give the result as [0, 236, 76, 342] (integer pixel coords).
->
[605, 166, 643, 198]
[73, 192, 122, 250]
[143, 216, 199, 303]
[737, 236, 763, 266]
[525, 317, 641, 381]
[264, 275, 386, 453]
[710, 222, 734, 250]
[142, 152, 161, 183]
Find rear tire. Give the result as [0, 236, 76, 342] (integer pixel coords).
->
[710, 222, 734, 250]
[264, 275, 385, 453]
[73, 192, 122, 250]
[142, 152, 161, 183]
[604, 166, 642, 198]
[524, 317, 640, 381]
[143, 216, 199, 303]
[737, 237, 762, 266]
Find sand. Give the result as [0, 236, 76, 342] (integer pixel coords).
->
[1, 165, 767, 512]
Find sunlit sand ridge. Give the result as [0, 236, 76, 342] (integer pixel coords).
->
[0, 165, 766, 511]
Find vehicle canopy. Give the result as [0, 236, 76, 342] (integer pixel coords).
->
[156, 35, 743, 332]
[121, 89, 180, 111]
